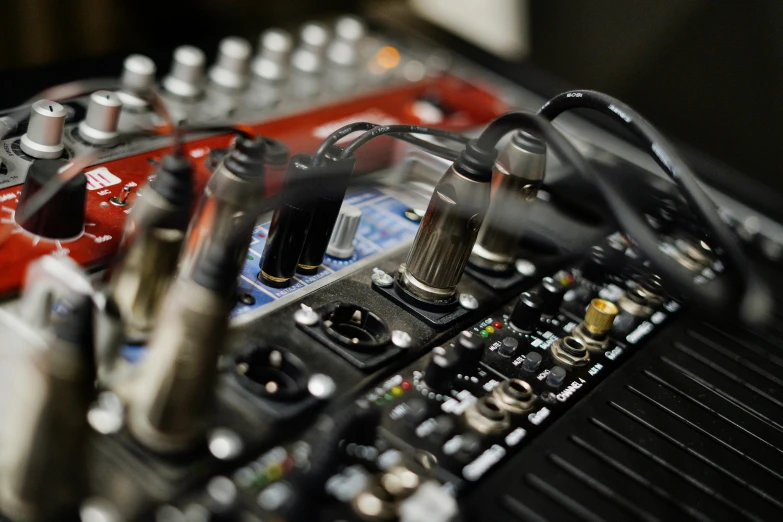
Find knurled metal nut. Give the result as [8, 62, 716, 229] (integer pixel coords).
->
[583, 298, 618, 335]
[550, 337, 590, 369]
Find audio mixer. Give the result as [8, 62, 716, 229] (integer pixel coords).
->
[1, 15, 782, 522]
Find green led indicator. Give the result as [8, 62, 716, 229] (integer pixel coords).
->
[479, 330, 490, 338]
[247, 255, 254, 261]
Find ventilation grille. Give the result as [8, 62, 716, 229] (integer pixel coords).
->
[470, 315, 783, 522]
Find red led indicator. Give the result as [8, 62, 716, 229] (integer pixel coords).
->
[401, 380, 411, 391]
[493, 321, 502, 329]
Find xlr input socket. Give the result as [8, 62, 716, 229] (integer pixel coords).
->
[321, 303, 391, 350]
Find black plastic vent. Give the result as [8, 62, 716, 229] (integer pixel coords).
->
[468, 313, 783, 521]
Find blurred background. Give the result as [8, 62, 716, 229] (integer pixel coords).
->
[0, 0, 780, 195]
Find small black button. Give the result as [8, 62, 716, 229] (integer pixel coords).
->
[498, 336, 519, 357]
[546, 366, 567, 387]
[523, 351, 542, 372]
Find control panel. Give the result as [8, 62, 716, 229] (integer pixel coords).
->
[0, 13, 780, 522]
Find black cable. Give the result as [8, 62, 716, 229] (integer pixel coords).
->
[312, 122, 376, 166]
[340, 123, 470, 159]
[458, 109, 770, 323]
[390, 133, 460, 161]
[313, 122, 466, 166]
[176, 125, 254, 140]
[537, 90, 771, 324]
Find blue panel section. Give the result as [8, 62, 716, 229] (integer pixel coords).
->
[230, 188, 420, 319]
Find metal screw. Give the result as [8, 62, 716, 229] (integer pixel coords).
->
[391, 330, 412, 348]
[458, 293, 479, 310]
[238, 292, 255, 305]
[86, 392, 124, 435]
[372, 268, 394, 288]
[294, 304, 319, 326]
[208, 428, 243, 461]
[308, 373, 336, 399]
[515, 259, 536, 276]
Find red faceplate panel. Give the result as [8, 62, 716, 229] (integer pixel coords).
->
[0, 75, 509, 296]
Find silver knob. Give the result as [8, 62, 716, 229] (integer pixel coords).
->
[251, 28, 293, 82]
[209, 36, 252, 90]
[334, 16, 366, 44]
[119, 54, 156, 105]
[326, 203, 362, 259]
[78, 91, 122, 145]
[163, 45, 206, 98]
[326, 39, 359, 68]
[21, 100, 66, 159]
[291, 48, 323, 75]
[299, 22, 330, 54]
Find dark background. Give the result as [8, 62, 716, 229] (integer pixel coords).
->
[0, 0, 780, 197]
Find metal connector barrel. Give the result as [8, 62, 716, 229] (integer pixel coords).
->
[0, 257, 95, 521]
[469, 131, 546, 273]
[181, 136, 270, 279]
[398, 163, 491, 303]
[109, 154, 193, 344]
[127, 244, 235, 454]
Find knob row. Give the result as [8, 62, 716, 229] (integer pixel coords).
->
[121, 16, 369, 102]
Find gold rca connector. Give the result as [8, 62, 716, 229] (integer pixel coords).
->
[573, 298, 619, 352]
[492, 379, 537, 414]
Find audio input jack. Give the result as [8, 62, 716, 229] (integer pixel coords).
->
[464, 396, 511, 435]
[550, 335, 591, 369]
[492, 379, 537, 414]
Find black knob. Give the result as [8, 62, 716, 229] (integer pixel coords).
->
[546, 366, 567, 387]
[454, 330, 484, 371]
[498, 336, 519, 357]
[508, 292, 543, 333]
[523, 351, 542, 372]
[539, 277, 565, 317]
[15, 159, 86, 239]
[423, 350, 458, 391]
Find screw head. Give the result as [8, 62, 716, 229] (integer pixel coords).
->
[207, 428, 243, 461]
[372, 269, 394, 288]
[308, 373, 336, 399]
[515, 259, 536, 276]
[294, 304, 319, 326]
[238, 292, 255, 305]
[459, 293, 479, 310]
[391, 330, 413, 348]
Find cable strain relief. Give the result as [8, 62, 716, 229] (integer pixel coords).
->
[453, 139, 496, 182]
[262, 137, 289, 166]
[149, 153, 193, 210]
[224, 135, 266, 180]
[192, 242, 239, 294]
